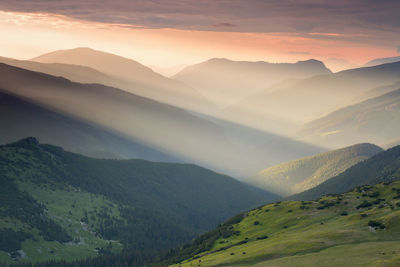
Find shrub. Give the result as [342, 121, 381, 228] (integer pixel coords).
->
[368, 220, 385, 229]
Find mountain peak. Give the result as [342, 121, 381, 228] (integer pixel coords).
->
[10, 137, 40, 147]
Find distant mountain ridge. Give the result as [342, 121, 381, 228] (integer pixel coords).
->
[364, 56, 400, 67]
[247, 143, 382, 196]
[173, 58, 331, 107]
[0, 62, 325, 176]
[299, 88, 400, 148]
[225, 61, 400, 136]
[31, 47, 214, 113]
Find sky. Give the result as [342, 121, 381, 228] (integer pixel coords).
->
[0, 0, 399, 70]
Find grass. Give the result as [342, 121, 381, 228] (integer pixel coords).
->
[0, 180, 123, 264]
[172, 181, 400, 266]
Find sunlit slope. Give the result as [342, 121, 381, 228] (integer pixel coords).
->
[299, 88, 400, 148]
[0, 90, 176, 161]
[0, 62, 233, 172]
[193, 115, 325, 177]
[168, 181, 400, 267]
[31, 47, 214, 113]
[0, 56, 114, 86]
[0, 62, 324, 176]
[173, 58, 330, 107]
[247, 143, 382, 196]
[0, 138, 278, 264]
[291, 145, 400, 201]
[226, 61, 400, 134]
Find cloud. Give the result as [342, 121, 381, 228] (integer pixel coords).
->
[0, 0, 399, 46]
[398, 45, 400, 53]
[287, 51, 311, 55]
[213, 22, 236, 28]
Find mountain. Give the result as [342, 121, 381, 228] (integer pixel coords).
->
[247, 143, 383, 196]
[163, 181, 400, 266]
[0, 62, 233, 173]
[356, 81, 400, 102]
[0, 56, 115, 86]
[0, 89, 175, 161]
[364, 56, 400, 67]
[0, 138, 278, 264]
[173, 58, 331, 107]
[290, 145, 400, 200]
[0, 62, 324, 176]
[149, 64, 187, 77]
[226, 61, 400, 134]
[299, 88, 400, 148]
[192, 114, 325, 177]
[30, 48, 214, 113]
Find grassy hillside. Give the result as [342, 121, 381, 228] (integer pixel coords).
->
[0, 138, 277, 265]
[290, 145, 400, 201]
[247, 143, 382, 196]
[299, 88, 400, 148]
[167, 180, 400, 266]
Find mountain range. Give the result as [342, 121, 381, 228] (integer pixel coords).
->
[299, 88, 400, 148]
[0, 61, 324, 176]
[173, 58, 331, 107]
[223, 61, 400, 136]
[364, 56, 400, 67]
[29, 48, 213, 114]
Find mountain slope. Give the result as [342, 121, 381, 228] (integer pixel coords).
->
[290, 145, 400, 200]
[173, 58, 331, 107]
[0, 56, 115, 86]
[247, 143, 383, 196]
[227, 61, 400, 133]
[299, 88, 400, 148]
[364, 56, 400, 67]
[0, 138, 278, 264]
[0, 62, 233, 173]
[0, 89, 176, 161]
[0, 62, 324, 176]
[165, 180, 400, 266]
[31, 47, 214, 113]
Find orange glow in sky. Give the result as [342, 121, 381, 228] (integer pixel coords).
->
[0, 11, 397, 70]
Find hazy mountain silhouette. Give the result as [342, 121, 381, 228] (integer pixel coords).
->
[31, 48, 214, 113]
[299, 88, 400, 148]
[247, 143, 382, 196]
[364, 56, 400, 67]
[227, 61, 400, 134]
[0, 89, 176, 161]
[173, 58, 331, 107]
[0, 63, 324, 176]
